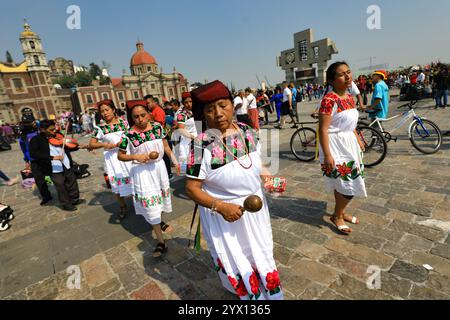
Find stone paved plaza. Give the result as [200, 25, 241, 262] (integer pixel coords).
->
[1, 95, 450, 300]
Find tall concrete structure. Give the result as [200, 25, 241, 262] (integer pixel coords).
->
[278, 29, 338, 85]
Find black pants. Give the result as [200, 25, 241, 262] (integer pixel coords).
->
[31, 162, 52, 201]
[163, 140, 172, 176]
[236, 114, 251, 126]
[51, 167, 80, 207]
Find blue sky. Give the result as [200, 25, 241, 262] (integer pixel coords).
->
[1, 0, 449, 88]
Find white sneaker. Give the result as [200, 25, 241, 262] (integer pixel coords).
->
[0, 220, 10, 232]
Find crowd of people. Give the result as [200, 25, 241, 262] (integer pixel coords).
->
[0, 59, 448, 299]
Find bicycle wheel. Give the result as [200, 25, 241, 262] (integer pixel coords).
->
[409, 119, 442, 154]
[356, 126, 387, 167]
[290, 127, 317, 161]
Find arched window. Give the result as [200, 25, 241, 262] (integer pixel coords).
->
[33, 55, 40, 65]
[29, 41, 35, 49]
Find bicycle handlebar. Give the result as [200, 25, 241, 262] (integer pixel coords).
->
[397, 100, 418, 110]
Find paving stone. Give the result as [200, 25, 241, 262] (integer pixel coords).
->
[426, 273, 450, 296]
[354, 210, 393, 226]
[345, 231, 386, 250]
[104, 289, 129, 300]
[399, 234, 434, 252]
[386, 199, 432, 217]
[349, 245, 395, 269]
[104, 245, 135, 273]
[319, 252, 370, 281]
[379, 272, 413, 299]
[411, 252, 450, 277]
[291, 259, 340, 286]
[130, 281, 166, 300]
[409, 285, 450, 300]
[430, 244, 450, 260]
[295, 239, 329, 260]
[175, 259, 213, 282]
[282, 273, 313, 297]
[3, 289, 28, 300]
[389, 260, 429, 283]
[195, 277, 237, 300]
[386, 210, 416, 223]
[362, 224, 404, 242]
[272, 230, 304, 250]
[80, 254, 115, 289]
[116, 262, 150, 293]
[389, 220, 447, 242]
[274, 243, 295, 266]
[359, 203, 389, 216]
[318, 289, 348, 300]
[297, 283, 328, 300]
[91, 277, 122, 300]
[329, 273, 390, 300]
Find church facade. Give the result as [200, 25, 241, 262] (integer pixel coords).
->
[0, 22, 66, 123]
[76, 41, 189, 113]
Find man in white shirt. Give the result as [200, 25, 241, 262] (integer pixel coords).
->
[234, 90, 250, 125]
[276, 82, 293, 129]
[348, 81, 364, 108]
[417, 70, 426, 85]
[245, 88, 259, 129]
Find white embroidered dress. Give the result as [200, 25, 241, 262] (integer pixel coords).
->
[186, 123, 283, 301]
[174, 108, 197, 163]
[119, 123, 172, 225]
[318, 92, 367, 197]
[93, 118, 132, 197]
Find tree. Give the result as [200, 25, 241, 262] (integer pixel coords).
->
[88, 63, 102, 79]
[75, 71, 93, 87]
[6, 51, 13, 63]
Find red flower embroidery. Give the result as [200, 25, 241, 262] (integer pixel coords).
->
[265, 270, 281, 291]
[336, 163, 352, 176]
[249, 272, 260, 295]
[319, 97, 334, 115]
[228, 276, 238, 288]
[235, 278, 248, 297]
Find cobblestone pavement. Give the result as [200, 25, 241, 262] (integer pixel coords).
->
[1, 94, 450, 300]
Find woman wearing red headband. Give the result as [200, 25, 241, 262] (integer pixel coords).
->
[185, 81, 283, 300]
[89, 100, 132, 220]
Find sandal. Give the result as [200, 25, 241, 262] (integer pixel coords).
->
[0, 207, 14, 221]
[343, 214, 359, 225]
[118, 206, 127, 220]
[153, 242, 167, 258]
[161, 221, 173, 233]
[330, 215, 352, 235]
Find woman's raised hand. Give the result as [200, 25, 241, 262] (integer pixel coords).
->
[217, 202, 244, 223]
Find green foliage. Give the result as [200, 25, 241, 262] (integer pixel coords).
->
[53, 62, 111, 88]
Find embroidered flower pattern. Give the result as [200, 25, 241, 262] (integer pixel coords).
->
[265, 270, 281, 295]
[93, 119, 128, 138]
[109, 176, 130, 185]
[321, 161, 364, 181]
[319, 92, 356, 115]
[133, 188, 170, 208]
[118, 123, 166, 150]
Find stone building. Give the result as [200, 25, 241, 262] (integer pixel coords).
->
[0, 22, 71, 123]
[278, 29, 338, 85]
[48, 57, 75, 78]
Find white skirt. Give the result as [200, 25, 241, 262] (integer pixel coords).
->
[104, 149, 132, 197]
[130, 159, 172, 225]
[199, 188, 283, 300]
[319, 131, 367, 197]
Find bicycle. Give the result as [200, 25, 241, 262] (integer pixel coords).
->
[290, 114, 387, 167]
[359, 100, 442, 154]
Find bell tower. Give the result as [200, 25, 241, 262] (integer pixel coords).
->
[19, 20, 49, 72]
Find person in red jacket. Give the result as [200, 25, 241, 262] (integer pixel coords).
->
[144, 95, 166, 126]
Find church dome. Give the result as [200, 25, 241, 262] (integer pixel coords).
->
[20, 22, 37, 37]
[130, 41, 157, 66]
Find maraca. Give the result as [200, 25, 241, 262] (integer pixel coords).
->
[242, 195, 263, 213]
[149, 151, 159, 160]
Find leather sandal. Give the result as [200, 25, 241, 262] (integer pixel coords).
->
[118, 206, 127, 220]
[330, 215, 352, 235]
[153, 242, 167, 258]
[160, 221, 173, 233]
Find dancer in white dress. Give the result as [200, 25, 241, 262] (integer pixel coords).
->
[185, 81, 283, 300]
[118, 101, 179, 257]
[89, 100, 132, 219]
[174, 92, 197, 171]
[318, 62, 367, 235]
